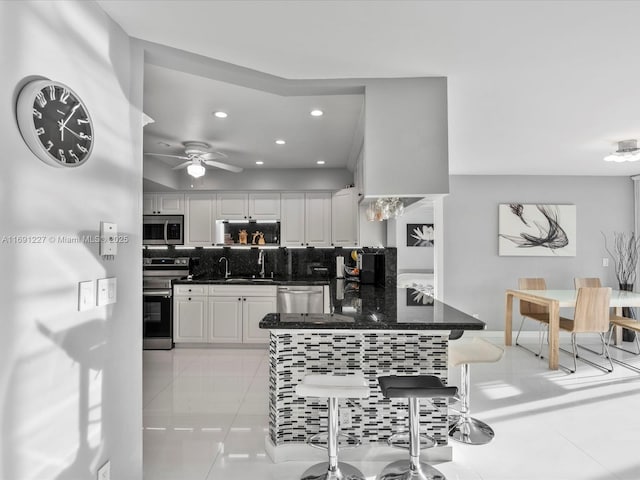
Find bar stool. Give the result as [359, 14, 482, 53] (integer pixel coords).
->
[448, 337, 504, 445]
[377, 375, 458, 480]
[296, 374, 370, 480]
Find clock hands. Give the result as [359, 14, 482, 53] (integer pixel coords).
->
[57, 121, 89, 141]
[58, 104, 80, 141]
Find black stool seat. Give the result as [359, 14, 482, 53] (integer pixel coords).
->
[378, 375, 458, 399]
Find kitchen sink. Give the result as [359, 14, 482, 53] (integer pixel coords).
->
[224, 278, 275, 283]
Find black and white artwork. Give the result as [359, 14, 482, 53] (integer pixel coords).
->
[407, 288, 434, 306]
[407, 223, 434, 247]
[498, 203, 576, 256]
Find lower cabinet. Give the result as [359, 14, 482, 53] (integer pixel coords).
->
[174, 295, 207, 342]
[208, 296, 243, 343]
[174, 285, 276, 345]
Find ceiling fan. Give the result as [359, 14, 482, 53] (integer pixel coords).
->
[145, 141, 243, 177]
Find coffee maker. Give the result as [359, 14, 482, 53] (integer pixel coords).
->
[359, 253, 385, 286]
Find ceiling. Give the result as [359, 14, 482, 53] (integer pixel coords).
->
[98, 0, 640, 176]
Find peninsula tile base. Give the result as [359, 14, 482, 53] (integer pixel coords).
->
[268, 330, 452, 455]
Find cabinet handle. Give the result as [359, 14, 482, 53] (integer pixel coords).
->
[188, 297, 191, 301]
[301, 243, 304, 246]
[244, 216, 247, 219]
[243, 298, 247, 301]
[188, 289, 192, 292]
[238, 297, 241, 301]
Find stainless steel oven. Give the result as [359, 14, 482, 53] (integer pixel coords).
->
[143, 215, 184, 245]
[143, 257, 190, 349]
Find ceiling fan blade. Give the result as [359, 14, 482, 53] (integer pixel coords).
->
[172, 161, 192, 170]
[200, 151, 228, 160]
[203, 160, 243, 173]
[144, 152, 190, 160]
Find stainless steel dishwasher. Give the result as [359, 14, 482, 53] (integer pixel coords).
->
[277, 285, 325, 313]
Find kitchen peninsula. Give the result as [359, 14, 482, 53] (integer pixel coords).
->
[259, 285, 485, 462]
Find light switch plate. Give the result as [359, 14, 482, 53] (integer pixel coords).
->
[97, 277, 117, 306]
[78, 280, 95, 311]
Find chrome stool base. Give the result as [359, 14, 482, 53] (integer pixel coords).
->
[378, 459, 446, 480]
[448, 415, 495, 445]
[301, 461, 366, 480]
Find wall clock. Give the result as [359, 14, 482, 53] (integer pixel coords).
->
[16, 79, 93, 167]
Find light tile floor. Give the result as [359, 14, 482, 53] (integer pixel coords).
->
[143, 336, 640, 480]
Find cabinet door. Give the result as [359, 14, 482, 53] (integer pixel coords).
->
[157, 194, 184, 214]
[242, 296, 276, 344]
[217, 193, 248, 220]
[185, 194, 216, 246]
[305, 192, 332, 247]
[173, 296, 206, 342]
[208, 296, 243, 343]
[143, 194, 156, 215]
[332, 188, 358, 247]
[248, 193, 281, 220]
[281, 192, 306, 247]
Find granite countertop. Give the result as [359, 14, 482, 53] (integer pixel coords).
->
[259, 281, 486, 331]
[173, 275, 329, 286]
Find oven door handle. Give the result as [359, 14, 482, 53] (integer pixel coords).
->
[163, 220, 168, 244]
[143, 290, 172, 297]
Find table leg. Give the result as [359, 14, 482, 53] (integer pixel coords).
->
[614, 307, 623, 345]
[548, 301, 559, 370]
[505, 293, 513, 346]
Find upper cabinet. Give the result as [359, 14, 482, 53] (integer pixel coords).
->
[185, 193, 216, 246]
[281, 192, 331, 247]
[217, 193, 280, 220]
[144, 193, 184, 215]
[331, 188, 359, 247]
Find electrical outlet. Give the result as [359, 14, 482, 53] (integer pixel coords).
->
[97, 460, 110, 480]
[339, 409, 352, 428]
[603, 258, 609, 267]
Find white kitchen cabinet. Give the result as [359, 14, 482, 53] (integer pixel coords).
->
[185, 193, 216, 246]
[217, 192, 281, 220]
[331, 187, 359, 247]
[171, 285, 276, 345]
[281, 192, 332, 247]
[305, 192, 332, 247]
[248, 193, 280, 219]
[173, 294, 207, 342]
[216, 193, 248, 220]
[144, 193, 184, 215]
[208, 296, 243, 343]
[242, 296, 277, 344]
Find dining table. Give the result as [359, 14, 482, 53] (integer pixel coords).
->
[505, 288, 640, 370]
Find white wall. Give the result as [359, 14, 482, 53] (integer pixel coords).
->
[0, 2, 142, 479]
[443, 175, 634, 331]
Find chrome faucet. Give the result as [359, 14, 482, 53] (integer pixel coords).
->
[258, 250, 266, 278]
[219, 256, 230, 278]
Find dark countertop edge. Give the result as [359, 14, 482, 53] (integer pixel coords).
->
[173, 278, 330, 286]
[259, 323, 485, 331]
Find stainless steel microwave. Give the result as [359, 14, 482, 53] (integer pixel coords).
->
[143, 215, 184, 245]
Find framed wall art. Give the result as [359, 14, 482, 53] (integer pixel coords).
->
[498, 203, 576, 256]
[407, 223, 434, 247]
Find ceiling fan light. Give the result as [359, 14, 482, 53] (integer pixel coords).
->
[187, 163, 206, 178]
[604, 139, 640, 162]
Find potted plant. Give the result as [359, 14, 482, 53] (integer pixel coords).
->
[603, 231, 640, 340]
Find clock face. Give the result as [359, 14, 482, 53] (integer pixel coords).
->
[16, 80, 93, 167]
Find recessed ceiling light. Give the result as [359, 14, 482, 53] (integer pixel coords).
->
[310, 109, 324, 117]
[275, 139, 286, 145]
[317, 160, 326, 165]
[255, 161, 264, 165]
[213, 111, 228, 118]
